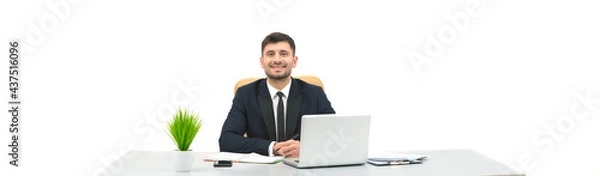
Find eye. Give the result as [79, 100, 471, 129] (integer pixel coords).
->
[281, 52, 288, 56]
[266, 52, 274, 56]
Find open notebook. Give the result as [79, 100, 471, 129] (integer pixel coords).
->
[204, 152, 283, 164]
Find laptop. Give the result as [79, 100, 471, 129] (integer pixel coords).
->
[283, 114, 371, 169]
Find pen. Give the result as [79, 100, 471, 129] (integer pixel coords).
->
[291, 134, 300, 140]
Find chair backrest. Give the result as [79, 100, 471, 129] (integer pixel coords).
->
[234, 75, 324, 95]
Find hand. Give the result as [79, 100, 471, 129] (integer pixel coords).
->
[273, 140, 300, 158]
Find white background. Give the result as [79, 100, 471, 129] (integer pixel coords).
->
[1, 0, 600, 175]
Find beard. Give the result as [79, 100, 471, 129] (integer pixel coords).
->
[265, 69, 291, 80]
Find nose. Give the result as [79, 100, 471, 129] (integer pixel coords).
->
[273, 53, 282, 61]
[272, 53, 283, 63]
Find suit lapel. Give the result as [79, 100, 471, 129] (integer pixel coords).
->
[286, 78, 302, 139]
[257, 79, 276, 141]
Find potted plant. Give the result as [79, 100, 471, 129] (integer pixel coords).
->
[166, 107, 203, 172]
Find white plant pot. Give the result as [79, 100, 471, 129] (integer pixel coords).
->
[173, 150, 194, 172]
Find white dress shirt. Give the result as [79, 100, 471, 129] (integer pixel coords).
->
[266, 78, 291, 156]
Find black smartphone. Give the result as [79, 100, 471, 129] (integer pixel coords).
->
[213, 160, 232, 167]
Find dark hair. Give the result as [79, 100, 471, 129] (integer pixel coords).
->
[261, 32, 296, 56]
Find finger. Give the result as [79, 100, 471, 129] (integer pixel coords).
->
[283, 148, 299, 158]
[279, 146, 291, 156]
[284, 140, 299, 146]
[279, 140, 293, 146]
[283, 139, 299, 144]
[280, 145, 299, 155]
[274, 144, 283, 151]
[287, 152, 298, 158]
[274, 144, 286, 155]
[275, 142, 291, 149]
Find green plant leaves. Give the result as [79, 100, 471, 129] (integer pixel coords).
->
[166, 107, 203, 151]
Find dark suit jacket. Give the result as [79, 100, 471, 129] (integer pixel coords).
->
[219, 78, 335, 155]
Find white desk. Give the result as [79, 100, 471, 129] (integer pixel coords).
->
[102, 149, 524, 176]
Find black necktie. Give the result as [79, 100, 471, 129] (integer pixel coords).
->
[276, 91, 285, 141]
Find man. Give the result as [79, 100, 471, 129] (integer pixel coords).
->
[219, 32, 335, 158]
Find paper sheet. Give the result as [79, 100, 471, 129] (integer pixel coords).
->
[204, 152, 283, 164]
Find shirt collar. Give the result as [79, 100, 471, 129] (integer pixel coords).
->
[267, 78, 292, 99]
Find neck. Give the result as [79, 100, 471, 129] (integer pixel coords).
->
[267, 76, 291, 90]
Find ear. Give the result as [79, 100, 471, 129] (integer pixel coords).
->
[260, 56, 265, 68]
[292, 56, 298, 68]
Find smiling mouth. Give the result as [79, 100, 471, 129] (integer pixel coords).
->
[271, 65, 286, 71]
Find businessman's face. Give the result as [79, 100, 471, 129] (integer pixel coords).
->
[261, 41, 297, 80]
